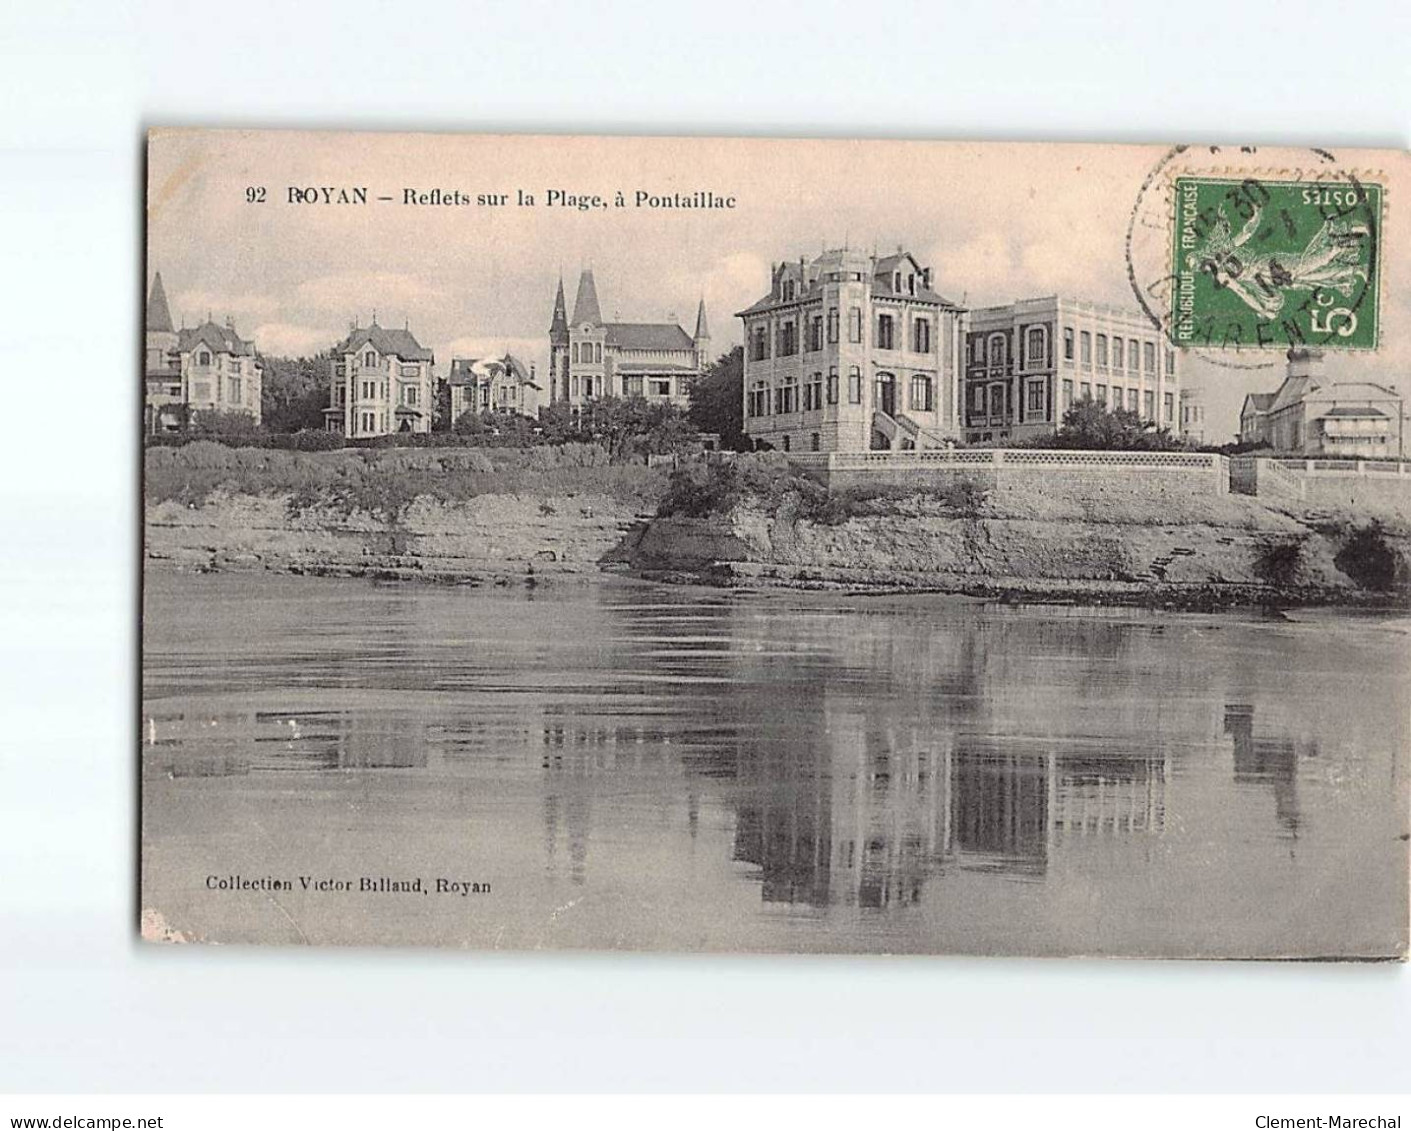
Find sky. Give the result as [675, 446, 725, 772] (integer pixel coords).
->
[148, 131, 1411, 440]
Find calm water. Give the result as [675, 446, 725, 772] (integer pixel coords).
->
[141, 571, 1409, 957]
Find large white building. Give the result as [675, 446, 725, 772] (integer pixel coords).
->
[325, 320, 435, 437]
[1240, 349, 1406, 458]
[963, 297, 1179, 445]
[737, 248, 965, 453]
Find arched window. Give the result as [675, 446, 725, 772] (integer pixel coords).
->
[595, 343, 602, 363]
[364, 350, 376, 368]
[988, 333, 1006, 367]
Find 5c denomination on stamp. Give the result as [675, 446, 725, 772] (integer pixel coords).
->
[1171, 175, 1382, 351]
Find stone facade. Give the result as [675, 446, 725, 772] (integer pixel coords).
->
[325, 321, 435, 437]
[145, 273, 264, 431]
[738, 248, 964, 454]
[447, 354, 542, 421]
[964, 298, 1178, 444]
[548, 270, 708, 411]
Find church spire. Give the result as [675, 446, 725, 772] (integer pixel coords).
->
[549, 275, 569, 344]
[694, 297, 709, 341]
[571, 268, 602, 327]
[146, 272, 174, 334]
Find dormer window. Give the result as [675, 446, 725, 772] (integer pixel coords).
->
[893, 272, 901, 292]
[198, 351, 211, 366]
[364, 350, 376, 368]
[783, 280, 796, 302]
[907, 275, 915, 294]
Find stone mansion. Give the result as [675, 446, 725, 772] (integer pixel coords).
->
[737, 250, 1181, 454]
[324, 319, 435, 437]
[144, 272, 264, 434]
[548, 269, 710, 410]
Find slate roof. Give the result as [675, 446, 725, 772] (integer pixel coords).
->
[571, 269, 602, 326]
[178, 320, 256, 357]
[1242, 392, 1276, 414]
[605, 322, 695, 351]
[333, 323, 433, 362]
[447, 353, 537, 387]
[1323, 404, 1386, 417]
[146, 273, 174, 333]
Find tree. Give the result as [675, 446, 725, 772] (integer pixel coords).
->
[688, 346, 746, 450]
[1038, 401, 1186, 451]
[261, 353, 330, 433]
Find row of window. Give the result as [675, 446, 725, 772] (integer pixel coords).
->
[336, 381, 423, 406]
[192, 352, 247, 374]
[559, 375, 677, 399]
[968, 327, 1176, 378]
[747, 309, 931, 360]
[352, 351, 423, 376]
[1059, 379, 1175, 421]
[745, 370, 935, 417]
[570, 341, 604, 364]
[968, 379, 1176, 423]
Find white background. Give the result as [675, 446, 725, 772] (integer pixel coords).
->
[1, 0, 1408, 1095]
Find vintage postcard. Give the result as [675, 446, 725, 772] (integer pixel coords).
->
[141, 130, 1410, 957]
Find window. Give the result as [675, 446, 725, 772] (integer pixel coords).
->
[1165, 348, 1176, 377]
[1127, 388, 1138, 412]
[1095, 384, 1107, 407]
[1062, 378, 1074, 410]
[877, 314, 895, 350]
[364, 351, 376, 368]
[595, 343, 602, 363]
[893, 271, 901, 292]
[1143, 341, 1156, 372]
[779, 321, 798, 357]
[1027, 381, 1045, 415]
[1080, 331, 1092, 366]
[229, 376, 242, 403]
[404, 384, 419, 406]
[848, 366, 863, 404]
[848, 307, 863, 343]
[1026, 326, 1045, 367]
[810, 433, 820, 452]
[827, 368, 839, 405]
[750, 324, 770, 361]
[481, 386, 491, 408]
[232, 360, 242, 375]
[1143, 390, 1155, 419]
[781, 434, 791, 452]
[970, 336, 984, 364]
[361, 380, 376, 399]
[361, 411, 375, 433]
[1063, 327, 1074, 361]
[809, 315, 823, 352]
[198, 351, 211, 366]
[1163, 392, 1174, 422]
[571, 376, 579, 396]
[651, 379, 671, 397]
[910, 375, 934, 412]
[783, 279, 796, 302]
[1080, 382, 1092, 400]
[804, 374, 823, 411]
[1096, 334, 1108, 368]
[913, 317, 931, 353]
[1128, 339, 1139, 369]
[827, 308, 839, 343]
[988, 333, 1006, 368]
[748, 383, 768, 418]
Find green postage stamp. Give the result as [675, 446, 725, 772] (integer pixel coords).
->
[1172, 175, 1382, 351]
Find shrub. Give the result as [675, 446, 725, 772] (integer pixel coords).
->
[1252, 538, 1304, 588]
[1334, 522, 1402, 591]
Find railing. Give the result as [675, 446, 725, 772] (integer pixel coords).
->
[795, 449, 1227, 472]
[1275, 457, 1411, 478]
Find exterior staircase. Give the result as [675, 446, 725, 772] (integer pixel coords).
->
[873, 410, 952, 451]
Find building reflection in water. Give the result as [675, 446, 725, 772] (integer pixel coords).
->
[1224, 703, 1311, 838]
[728, 701, 1171, 910]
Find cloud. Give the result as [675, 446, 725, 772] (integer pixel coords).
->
[294, 272, 448, 318]
[171, 289, 281, 327]
[253, 322, 336, 359]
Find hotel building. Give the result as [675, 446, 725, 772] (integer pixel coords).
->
[737, 248, 964, 453]
[963, 298, 1179, 444]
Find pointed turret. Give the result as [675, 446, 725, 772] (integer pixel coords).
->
[571, 268, 602, 327]
[549, 276, 569, 345]
[146, 272, 174, 333]
[693, 297, 711, 370]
